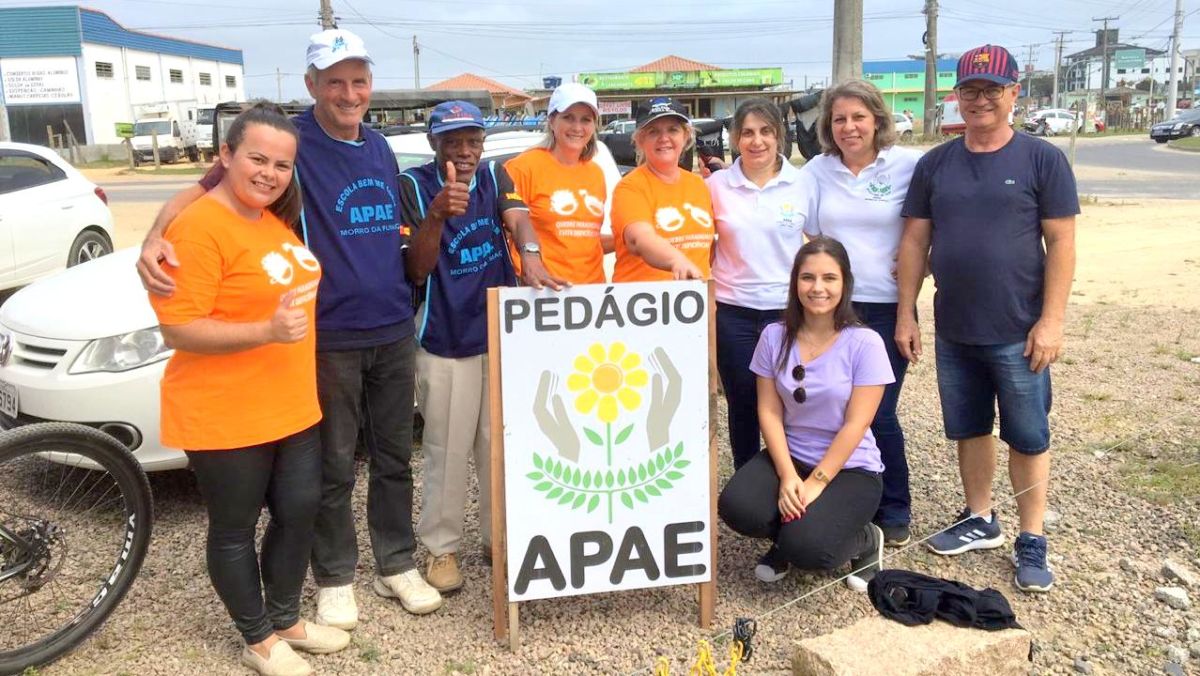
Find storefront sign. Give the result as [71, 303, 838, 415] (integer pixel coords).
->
[1, 57, 80, 104]
[1114, 49, 1146, 70]
[579, 68, 783, 92]
[598, 100, 632, 116]
[498, 282, 712, 602]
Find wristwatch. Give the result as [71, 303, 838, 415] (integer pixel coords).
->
[811, 468, 831, 485]
[521, 242, 541, 256]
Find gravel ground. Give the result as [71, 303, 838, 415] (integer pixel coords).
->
[34, 301, 1200, 676]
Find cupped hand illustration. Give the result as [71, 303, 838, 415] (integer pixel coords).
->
[646, 348, 681, 452]
[534, 370, 579, 461]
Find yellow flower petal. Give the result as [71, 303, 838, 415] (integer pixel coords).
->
[617, 387, 641, 411]
[575, 389, 598, 414]
[588, 342, 606, 363]
[608, 342, 626, 362]
[573, 355, 595, 374]
[567, 373, 591, 392]
[620, 352, 641, 370]
[625, 368, 649, 388]
[598, 395, 618, 423]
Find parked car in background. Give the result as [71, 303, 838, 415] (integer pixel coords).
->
[892, 113, 914, 138]
[0, 142, 114, 292]
[1150, 109, 1200, 143]
[1023, 108, 1082, 136]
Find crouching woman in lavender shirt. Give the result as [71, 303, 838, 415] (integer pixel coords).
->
[717, 236, 894, 591]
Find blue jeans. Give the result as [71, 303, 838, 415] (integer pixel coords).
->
[852, 302, 911, 527]
[715, 302, 783, 469]
[935, 336, 1052, 454]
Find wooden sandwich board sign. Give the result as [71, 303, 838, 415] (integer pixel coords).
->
[487, 280, 718, 648]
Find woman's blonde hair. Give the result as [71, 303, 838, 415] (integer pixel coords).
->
[632, 117, 695, 166]
[535, 107, 599, 161]
[816, 79, 897, 157]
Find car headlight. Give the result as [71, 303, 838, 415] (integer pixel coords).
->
[69, 328, 172, 374]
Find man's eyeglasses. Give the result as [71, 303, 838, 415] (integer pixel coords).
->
[791, 364, 807, 404]
[956, 85, 1009, 101]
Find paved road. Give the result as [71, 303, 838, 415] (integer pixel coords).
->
[100, 178, 196, 204]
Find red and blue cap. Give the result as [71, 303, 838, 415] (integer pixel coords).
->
[955, 45, 1020, 88]
[429, 100, 485, 135]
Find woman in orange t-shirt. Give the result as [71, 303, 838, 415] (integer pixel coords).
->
[506, 82, 612, 284]
[149, 103, 348, 675]
[610, 96, 714, 282]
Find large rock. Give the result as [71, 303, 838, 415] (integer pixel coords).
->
[792, 616, 1031, 676]
[1162, 559, 1198, 588]
[1156, 587, 1191, 610]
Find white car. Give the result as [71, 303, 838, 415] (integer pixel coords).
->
[0, 142, 115, 291]
[1023, 109, 1081, 136]
[0, 131, 621, 471]
[892, 113, 914, 138]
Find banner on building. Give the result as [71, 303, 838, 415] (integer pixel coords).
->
[496, 281, 712, 603]
[598, 100, 632, 116]
[1, 57, 80, 104]
[1114, 49, 1146, 70]
[579, 68, 783, 92]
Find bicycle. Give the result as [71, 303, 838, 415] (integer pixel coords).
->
[0, 422, 153, 675]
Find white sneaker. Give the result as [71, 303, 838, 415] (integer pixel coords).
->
[314, 584, 358, 630]
[373, 568, 444, 615]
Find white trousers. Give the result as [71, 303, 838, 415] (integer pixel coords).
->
[415, 347, 492, 556]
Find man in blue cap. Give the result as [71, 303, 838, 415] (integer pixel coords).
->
[895, 44, 1078, 593]
[400, 100, 562, 593]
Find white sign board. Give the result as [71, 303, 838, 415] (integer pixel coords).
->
[599, 100, 632, 116]
[499, 281, 711, 602]
[1, 57, 80, 104]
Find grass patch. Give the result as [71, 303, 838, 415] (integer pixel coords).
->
[1168, 136, 1200, 151]
[1081, 392, 1112, 402]
[358, 640, 381, 663]
[1121, 459, 1200, 505]
[76, 159, 130, 169]
[1175, 349, 1197, 362]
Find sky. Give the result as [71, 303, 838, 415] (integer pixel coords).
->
[3, 0, 1195, 101]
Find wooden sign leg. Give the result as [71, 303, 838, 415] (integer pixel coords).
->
[508, 602, 521, 651]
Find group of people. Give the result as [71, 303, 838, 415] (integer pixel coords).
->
[138, 28, 1076, 675]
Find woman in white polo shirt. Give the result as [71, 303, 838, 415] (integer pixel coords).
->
[707, 99, 817, 579]
[801, 79, 921, 549]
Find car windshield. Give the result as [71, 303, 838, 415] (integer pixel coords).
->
[395, 152, 434, 173]
[197, 109, 215, 125]
[134, 120, 172, 136]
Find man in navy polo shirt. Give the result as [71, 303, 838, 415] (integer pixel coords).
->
[400, 101, 561, 594]
[137, 29, 444, 626]
[895, 44, 1078, 593]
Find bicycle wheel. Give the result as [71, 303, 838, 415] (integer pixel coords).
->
[0, 423, 153, 675]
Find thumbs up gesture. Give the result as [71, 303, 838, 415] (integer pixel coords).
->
[268, 289, 308, 343]
[430, 161, 470, 221]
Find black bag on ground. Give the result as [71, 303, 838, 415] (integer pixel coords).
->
[867, 569, 1022, 631]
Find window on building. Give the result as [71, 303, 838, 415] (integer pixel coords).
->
[169, 69, 183, 84]
[937, 72, 953, 78]
[135, 65, 151, 81]
[903, 73, 919, 79]
[95, 62, 114, 79]
[1117, 68, 1127, 74]
[225, 75, 236, 88]
[199, 72, 212, 86]
[866, 74, 884, 80]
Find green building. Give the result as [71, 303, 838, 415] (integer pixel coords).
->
[863, 58, 958, 127]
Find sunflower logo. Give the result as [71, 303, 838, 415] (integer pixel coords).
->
[568, 341, 648, 424]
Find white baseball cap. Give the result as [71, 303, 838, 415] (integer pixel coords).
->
[548, 83, 599, 117]
[306, 29, 373, 70]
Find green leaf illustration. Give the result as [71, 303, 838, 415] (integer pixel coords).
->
[559, 490, 576, 505]
[665, 470, 683, 480]
[572, 493, 587, 510]
[582, 471, 592, 489]
[584, 427, 604, 445]
[646, 459, 656, 478]
[673, 443, 683, 459]
[614, 424, 634, 445]
[547, 486, 563, 500]
[532, 454, 544, 470]
[656, 454, 666, 471]
[534, 481, 552, 492]
[552, 460, 563, 480]
[674, 460, 691, 469]
[645, 485, 662, 497]
[587, 495, 600, 513]
[573, 468, 583, 486]
[656, 478, 673, 490]
[634, 488, 648, 503]
[617, 469, 627, 486]
[526, 471, 544, 481]
[606, 470, 615, 488]
[620, 492, 634, 509]
[637, 464, 647, 481]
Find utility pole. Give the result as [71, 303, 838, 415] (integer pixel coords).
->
[413, 36, 421, 89]
[1052, 31, 1068, 109]
[1025, 44, 1037, 108]
[922, 0, 939, 140]
[319, 0, 336, 30]
[1093, 16, 1118, 122]
[1166, 0, 1183, 119]
[831, 0, 863, 84]
[276, 67, 283, 102]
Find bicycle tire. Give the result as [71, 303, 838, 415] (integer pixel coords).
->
[0, 423, 153, 675]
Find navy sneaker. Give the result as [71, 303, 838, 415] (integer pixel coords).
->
[879, 524, 912, 548]
[926, 508, 1004, 555]
[846, 523, 884, 593]
[754, 545, 790, 582]
[1012, 532, 1054, 592]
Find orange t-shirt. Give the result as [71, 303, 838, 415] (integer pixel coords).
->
[610, 165, 714, 283]
[149, 196, 323, 451]
[505, 148, 607, 284]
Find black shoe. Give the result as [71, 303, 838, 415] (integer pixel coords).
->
[754, 545, 790, 582]
[880, 524, 911, 548]
[846, 523, 884, 592]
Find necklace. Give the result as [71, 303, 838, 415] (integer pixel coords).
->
[796, 328, 840, 362]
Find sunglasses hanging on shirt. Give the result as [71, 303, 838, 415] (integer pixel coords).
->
[791, 364, 807, 404]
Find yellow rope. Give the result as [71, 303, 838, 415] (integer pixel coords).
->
[658, 639, 741, 676]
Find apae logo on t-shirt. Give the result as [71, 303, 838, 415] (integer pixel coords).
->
[865, 173, 894, 202]
[655, 203, 712, 232]
[550, 189, 605, 217]
[261, 242, 321, 286]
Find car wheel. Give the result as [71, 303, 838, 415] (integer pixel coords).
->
[901, 130, 913, 140]
[67, 230, 113, 267]
[1155, 138, 1169, 144]
[1190, 126, 1200, 138]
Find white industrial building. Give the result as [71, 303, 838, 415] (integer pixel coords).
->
[0, 5, 245, 145]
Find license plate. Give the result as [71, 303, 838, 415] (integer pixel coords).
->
[0, 379, 17, 418]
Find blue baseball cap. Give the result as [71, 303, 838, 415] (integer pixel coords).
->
[429, 101, 485, 135]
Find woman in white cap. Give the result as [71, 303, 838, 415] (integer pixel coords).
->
[610, 97, 713, 281]
[505, 82, 615, 284]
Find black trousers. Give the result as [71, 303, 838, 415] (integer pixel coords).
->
[718, 451, 882, 571]
[186, 426, 321, 644]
